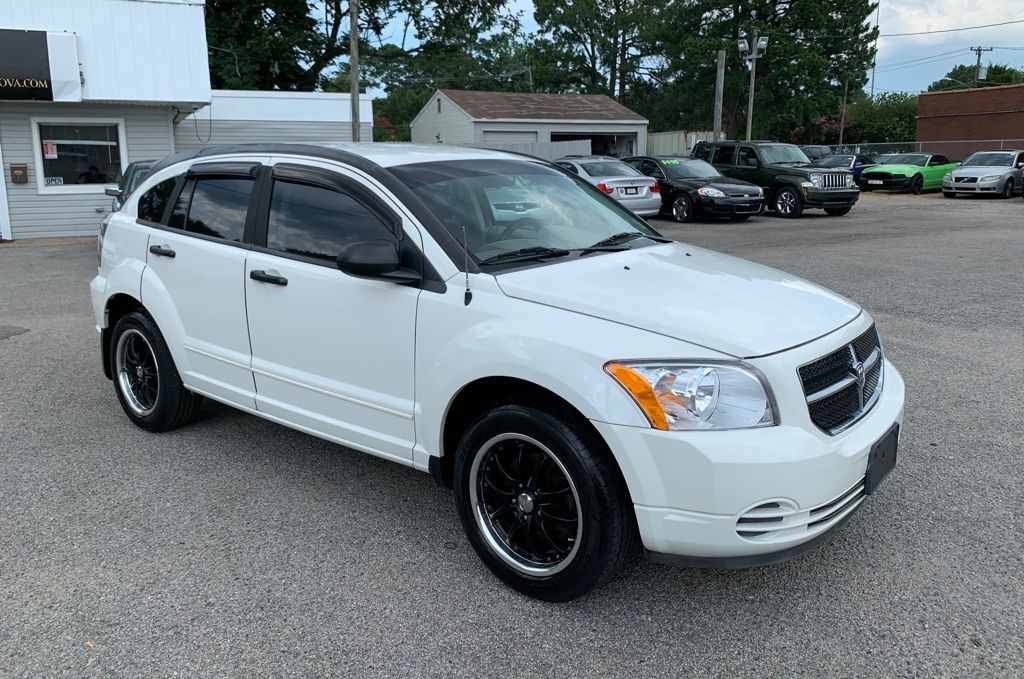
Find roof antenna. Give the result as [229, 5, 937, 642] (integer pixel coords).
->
[461, 225, 473, 306]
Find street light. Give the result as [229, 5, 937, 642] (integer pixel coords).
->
[739, 32, 768, 141]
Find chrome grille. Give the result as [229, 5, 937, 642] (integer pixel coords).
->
[799, 325, 883, 435]
[735, 479, 866, 541]
[820, 173, 850, 190]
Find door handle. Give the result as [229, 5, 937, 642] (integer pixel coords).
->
[149, 245, 176, 258]
[250, 269, 288, 286]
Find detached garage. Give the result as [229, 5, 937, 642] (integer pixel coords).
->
[410, 89, 648, 157]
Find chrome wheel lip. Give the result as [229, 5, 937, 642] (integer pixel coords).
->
[469, 433, 583, 578]
[115, 328, 159, 417]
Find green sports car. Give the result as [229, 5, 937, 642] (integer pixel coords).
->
[859, 153, 958, 194]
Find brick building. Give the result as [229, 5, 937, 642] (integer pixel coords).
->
[916, 84, 1024, 159]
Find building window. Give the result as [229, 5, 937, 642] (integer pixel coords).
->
[437, 98, 441, 113]
[31, 118, 127, 194]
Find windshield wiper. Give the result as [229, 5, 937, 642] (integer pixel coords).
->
[477, 246, 571, 266]
[586, 231, 671, 249]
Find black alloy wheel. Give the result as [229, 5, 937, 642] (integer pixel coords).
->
[116, 329, 159, 417]
[471, 434, 582, 575]
[910, 174, 924, 195]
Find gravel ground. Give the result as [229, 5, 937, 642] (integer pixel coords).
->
[0, 191, 1021, 677]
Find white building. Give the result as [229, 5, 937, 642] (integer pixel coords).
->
[0, 0, 371, 241]
[410, 89, 648, 158]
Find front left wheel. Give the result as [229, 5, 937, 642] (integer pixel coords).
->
[110, 311, 203, 432]
[453, 404, 636, 601]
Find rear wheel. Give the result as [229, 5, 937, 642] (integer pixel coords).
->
[910, 174, 923, 195]
[1001, 178, 1014, 199]
[824, 206, 851, 216]
[110, 311, 203, 432]
[453, 404, 635, 602]
[773, 187, 803, 218]
[670, 194, 694, 223]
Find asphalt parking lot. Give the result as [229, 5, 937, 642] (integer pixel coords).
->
[1, 191, 1021, 676]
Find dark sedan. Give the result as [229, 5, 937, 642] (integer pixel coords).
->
[624, 155, 765, 222]
[814, 154, 876, 182]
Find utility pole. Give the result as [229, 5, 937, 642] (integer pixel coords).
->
[349, 0, 360, 142]
[971, 46, 992, 87]
[870, 0, 880, 97]
[838, 79, 849, 147]
[713, 50, 725, 140]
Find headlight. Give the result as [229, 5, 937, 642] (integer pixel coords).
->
[756, 186, 764, 196]
[809, 173, 823, 188]
[697, 187, 726, 198]
[845, 174, 855, 188]
[605, 362, 776, 431]
[943, 173, 952, 182]
[981, 174, 1002, 182]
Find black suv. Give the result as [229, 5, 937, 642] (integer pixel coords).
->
[692, 141, 858, 218]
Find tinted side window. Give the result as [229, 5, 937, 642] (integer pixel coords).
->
[737, 147, 757, 166]
[641, 160, 661, 176]
[267, 180, 394, 262]
[692, 144, 711, 161]
[711, 146, 736, 165]
[185, 178, 254, 242]
[137, 178, 177, 223]
[931, 154, 949, 165]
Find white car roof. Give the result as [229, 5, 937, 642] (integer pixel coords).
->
[307, 142, 528, 168]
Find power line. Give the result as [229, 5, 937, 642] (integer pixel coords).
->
[874, 48, 965, 71]
[879, 17, 1024, 37]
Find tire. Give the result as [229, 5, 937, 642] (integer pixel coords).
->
[772, 187, 803, 218]
[910, 174, 923, 195]
[824, 206, 851, 216]
[730, 215, 751, 221]
[670, 193, 694, 223]
[1001, 178, 1014, 199]
[942, 191, 956, 199]
[453, 404, 636, 602]
[110, 311, 203, 432]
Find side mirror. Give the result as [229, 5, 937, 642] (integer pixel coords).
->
[1017, 162, 1024, 169]
[336, 239, 421, 284]
[104, 186, 122, 198]
[745, 157, 760, 167]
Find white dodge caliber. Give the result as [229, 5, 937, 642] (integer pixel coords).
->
[92, 143, 905, 601]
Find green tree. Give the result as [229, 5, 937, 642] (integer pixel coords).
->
[648, 0, 878, 141]
[927, 63, 1024, 91]
[820, 92, 917, 143]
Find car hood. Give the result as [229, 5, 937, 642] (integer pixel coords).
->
[495, 242, 861, 358]
[951, 166, 1012, 177]
[863, 164, 922, 176]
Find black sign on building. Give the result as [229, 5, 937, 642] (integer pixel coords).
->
[0, 29, 53, 101]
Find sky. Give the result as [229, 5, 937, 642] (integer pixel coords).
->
[379, 1, 1024, 95]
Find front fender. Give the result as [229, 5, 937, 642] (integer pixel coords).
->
[412, 276, 730, 470]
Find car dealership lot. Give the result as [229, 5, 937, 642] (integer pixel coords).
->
[0, 192, 1021, 676]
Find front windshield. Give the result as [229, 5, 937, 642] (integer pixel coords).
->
[660, 159, 722, 179]
[962, 152, 1015, 167]
[886, 154, 928, 166]
[580, 160, 642, 177]
[817, 155, 854, 168]
[760, 144, 811, 165]
[390, 159, 661, 265]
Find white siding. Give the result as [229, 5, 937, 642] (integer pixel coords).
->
[481, 130, 538, 143]
[174, 120, 374, 152]
[468, 139, 592, 160]
[410, 93, 475, 145]
[0, 0, 211, 106]
[473, 121, 648, 155]
[0, 103, 174, 239]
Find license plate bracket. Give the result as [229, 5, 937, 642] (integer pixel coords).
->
[865, 424, 899, 494]
[868, 180, 883, 185]
[624, 187, 639, 195]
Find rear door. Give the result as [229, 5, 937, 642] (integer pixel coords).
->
[243, 159, 421, 463]
[140, 159, 264, 408]
[709, 144, 738, 179]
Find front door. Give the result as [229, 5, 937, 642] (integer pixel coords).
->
[244, 161, 420, 463]
[141, 162, 262, 408]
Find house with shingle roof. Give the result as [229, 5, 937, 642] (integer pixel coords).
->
[410, 89, 648, 157]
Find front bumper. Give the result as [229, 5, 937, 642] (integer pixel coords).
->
[592, 319, 905, 565]
[804, 187, 859, 208]
[860, 176, 910, 191]
[696, 195, 766, 217]
[943, 179, 1002, 194]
